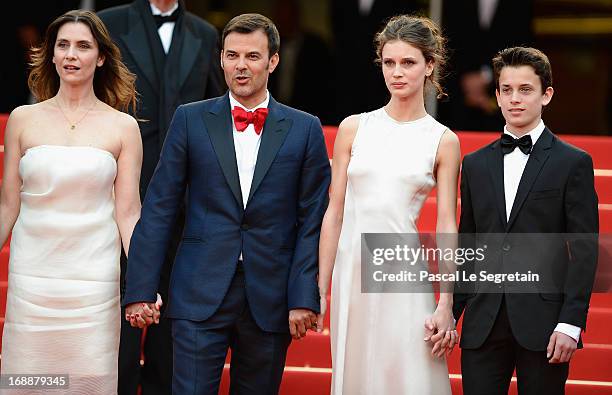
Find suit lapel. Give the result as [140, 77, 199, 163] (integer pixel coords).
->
[486, 141, 507, 228]
[120, 3, 161, 95]
[247, 97, 292, 204]
[203, 93, 244, 209]
[168, 21, 200, 96]
[506, 128, 554, 231]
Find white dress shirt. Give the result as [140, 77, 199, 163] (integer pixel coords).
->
[230, 91, 269, 208]
[503, 120, 581, 343]
[150, 2, 179, 54]
[478, 0, 499, 30]
[230, 91, 269, 261]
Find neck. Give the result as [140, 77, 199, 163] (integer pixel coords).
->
[506, 118, 541, 138]
[384, 93, 427, 122]
[150, 0, 177, 13]
[55, 84, 98, 110]
[232, 90, 267, 110]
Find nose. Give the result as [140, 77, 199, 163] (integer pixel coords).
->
[510, 90, 521, 103]
[65, 44, 77, 60]
[393, 64, 402, 77]
[236, 56, 247, 70]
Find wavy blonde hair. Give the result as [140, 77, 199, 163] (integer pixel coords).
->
[28, 9, 137, 113]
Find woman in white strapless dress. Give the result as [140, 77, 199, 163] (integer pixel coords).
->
[0, 11, 144, 394]
[317, 16, 461, 394]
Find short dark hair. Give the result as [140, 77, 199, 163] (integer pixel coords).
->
[221, 13, 280, 57]
[492, 47, 553, 92]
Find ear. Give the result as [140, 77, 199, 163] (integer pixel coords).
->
[541, 86, 554, 107]
[268, 52, 279, 74]
[220, 50, 224, 69]
[97, 54, 105, 67]
[425, 61, 434, 78]
[495, 88, 502, 108]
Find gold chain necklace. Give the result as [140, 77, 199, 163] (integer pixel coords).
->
[55, 97, 98, 130]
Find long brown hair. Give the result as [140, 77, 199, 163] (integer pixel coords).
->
[374, 15, 448, 99]
[28, 9, 137, 113]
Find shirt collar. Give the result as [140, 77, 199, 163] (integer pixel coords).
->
[503, 119, 545, 147]
[229, 90, 270, 112]
[150, 1, 179, 16]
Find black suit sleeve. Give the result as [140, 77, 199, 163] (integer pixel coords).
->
[561, 153, 599, 329]
[455, 157, 477, 321]
[205, 28, 225, 98]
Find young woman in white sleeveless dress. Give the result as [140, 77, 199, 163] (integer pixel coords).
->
[0, 11, 146, 394]
[317, 16, 461, 394]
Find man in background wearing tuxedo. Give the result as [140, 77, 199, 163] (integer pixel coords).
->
[98, 1, 224, 393]
[455, 47, 598, 394]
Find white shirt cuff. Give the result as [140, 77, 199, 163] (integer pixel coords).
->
[554, 323, 581, 342]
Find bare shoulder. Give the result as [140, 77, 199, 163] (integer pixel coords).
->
[440, 128, 460, 148]
[102, 104, 140, 136]
[4, 103, 46, 141]
[436, 129, 461, 164]
[333, 114, 361, 153]
[7, 102, 47, 124]
[338, 114, 360, 135]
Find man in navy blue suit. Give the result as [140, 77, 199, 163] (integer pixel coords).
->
[123, 13, 331, 394]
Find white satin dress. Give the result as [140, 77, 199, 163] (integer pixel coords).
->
[330, 109, 452, 394]
[1, 145, 120, 394]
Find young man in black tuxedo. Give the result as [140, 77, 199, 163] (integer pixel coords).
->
[454, 47, 599, 395]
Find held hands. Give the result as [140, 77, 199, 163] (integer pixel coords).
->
[125, 293, 163, 329]
[289, 308, 318, 340]
[424, 305, 458, 358]
[547, 331, 577, 363]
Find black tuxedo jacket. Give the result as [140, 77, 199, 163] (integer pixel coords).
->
[98, 0, 224, 195]
[455, 128, 599, 350]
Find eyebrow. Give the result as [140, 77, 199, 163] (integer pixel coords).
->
[224, 50, 262, 56]
[382, 56, 417, 61]
[501, 83, 534, 87]
[56, 38, 93, 44]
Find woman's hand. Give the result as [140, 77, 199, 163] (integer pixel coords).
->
[424, 304, 458, 358]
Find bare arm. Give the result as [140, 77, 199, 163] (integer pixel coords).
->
[114, 114, 143, 255]
[435, 130, 461, 307]
[316, 115, 359, 327]
[426, 130, 461, 356]
[0, 107, 26, 248]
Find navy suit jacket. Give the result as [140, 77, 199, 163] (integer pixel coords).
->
[124, 93, 331, 333]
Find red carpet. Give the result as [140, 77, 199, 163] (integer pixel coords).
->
[1, 116, 611, 394]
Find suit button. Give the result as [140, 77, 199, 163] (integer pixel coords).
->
[502, 244, 511, 252]
[240, 224, 250, 231]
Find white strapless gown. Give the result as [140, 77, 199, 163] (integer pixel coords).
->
[1, 145, 120, 394]
[330, 109, 452, 394]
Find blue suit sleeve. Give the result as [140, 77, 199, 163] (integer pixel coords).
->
[123, 106, 189, 306]
[287, 117, 331, 312]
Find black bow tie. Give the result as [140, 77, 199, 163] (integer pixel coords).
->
[153, 9, 179, 28]
[501, 133, 533, 155]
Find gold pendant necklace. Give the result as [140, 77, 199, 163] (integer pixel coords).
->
[55, 97, 98, 131]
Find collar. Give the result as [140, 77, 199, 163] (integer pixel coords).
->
[503, 119, 545, 146]
[229, 90, 270, 112]
[150, 1, 179, 16]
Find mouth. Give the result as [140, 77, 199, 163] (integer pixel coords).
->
[391, 82, 406, 88]
[235, 75, 250, 83]
[508, 108, 524, 113]
[63, 65, 80, 71]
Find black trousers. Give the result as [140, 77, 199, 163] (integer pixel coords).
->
[171, 264, 292, 395]
[118, 208, 184, 395]
[461, 298, 570, 395]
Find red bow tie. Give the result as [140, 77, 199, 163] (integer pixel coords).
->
[231, 106, 269, 135]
